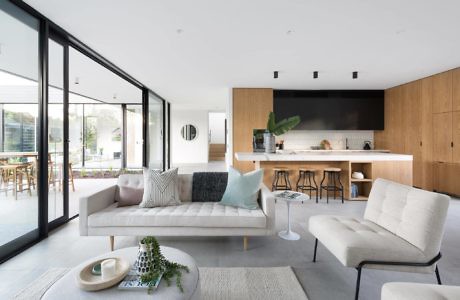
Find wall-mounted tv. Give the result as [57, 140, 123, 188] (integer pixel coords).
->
[274, 90, 384, 130]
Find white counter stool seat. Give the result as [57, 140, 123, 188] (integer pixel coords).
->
[381, 282, 460, 300]
[309, 178, 450, 300]
[271, 167, 292, 191]
[319, 167, 344, 203]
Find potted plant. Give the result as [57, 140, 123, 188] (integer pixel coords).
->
[264, 112, 301, 153]
[137, 236, 189, 294]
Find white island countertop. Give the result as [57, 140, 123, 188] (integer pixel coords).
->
[235, 150, 413, 162]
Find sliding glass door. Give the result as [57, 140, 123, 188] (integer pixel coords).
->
[0, 1, 40, 258]
[148, 92, 164, 170]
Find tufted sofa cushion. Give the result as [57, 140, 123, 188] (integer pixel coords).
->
[115, 173, 193, 203]
[364, 178, 450, 259]
[309, 215, 428, 269]
[88, 202, 266, 228]
[382, 282, 460, 300]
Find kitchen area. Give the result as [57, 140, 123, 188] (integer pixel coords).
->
[232, 88, 413, 201]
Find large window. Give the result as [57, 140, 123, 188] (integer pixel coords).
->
[0, 1, 40, 254]
[148, 92, 164, 169]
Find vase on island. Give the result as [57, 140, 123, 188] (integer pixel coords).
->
[263, 131, 276, 153]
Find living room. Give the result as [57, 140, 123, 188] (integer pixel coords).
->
[1, 1, 460, 299]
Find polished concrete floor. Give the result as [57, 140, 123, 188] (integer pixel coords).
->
[0, 196, 459, 299]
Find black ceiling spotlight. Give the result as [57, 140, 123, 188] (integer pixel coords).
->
[274, 71, 279, 79]
[352, 71, 358, 79]
[313, 71, 318, 79]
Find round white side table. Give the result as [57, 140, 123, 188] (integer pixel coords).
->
[274, 190, 309, 241]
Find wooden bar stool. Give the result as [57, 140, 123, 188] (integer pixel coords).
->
[320, 168, 344, 203]
[296, 168, 318, 203]
[271, 168, 292, 191]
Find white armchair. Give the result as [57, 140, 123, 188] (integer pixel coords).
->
[309, 178, 450, 299]
[381, 282, 460, 300]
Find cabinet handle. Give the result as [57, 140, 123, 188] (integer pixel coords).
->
[420, 141, 422, 146]
[451, 142, 454, 148]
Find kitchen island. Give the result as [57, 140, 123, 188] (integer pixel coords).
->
[235, 150, 413, 201]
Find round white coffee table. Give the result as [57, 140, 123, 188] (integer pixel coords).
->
[42, 246, 200, 300]
[274, 190, 309, 241]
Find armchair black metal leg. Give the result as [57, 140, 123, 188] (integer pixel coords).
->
[435, 265, 442, 285]
[313, 238, 318, 262]
[355, 267, 362, 300]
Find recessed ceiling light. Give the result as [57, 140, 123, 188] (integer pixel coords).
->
[352, 71, 358, 79]
[286, 30, 294, 35]
[74, 77, 79, 84]
[274, 71, 279, 79]
[113, 94, 117, 99]
[313, 71, 318, 79]
[176, 29, 183, 34]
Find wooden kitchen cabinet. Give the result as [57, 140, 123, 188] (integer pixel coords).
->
[432, 71, 452, 113]
[433, 112, 453, 163]
[420, 77, 434, 190]
[232, 88, 273, 173]
[453, 68, 460, 111]
[452, 111, 460, 163]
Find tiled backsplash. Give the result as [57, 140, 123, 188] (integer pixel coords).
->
[278, 130, 374, 150]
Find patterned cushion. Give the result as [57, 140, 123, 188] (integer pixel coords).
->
[192, 172, 228, 202]
[139, 168, 181, 208]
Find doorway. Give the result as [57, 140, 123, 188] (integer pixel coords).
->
[208, 112, 226, 162]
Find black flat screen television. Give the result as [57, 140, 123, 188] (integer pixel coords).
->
[274, 90, 384, 130]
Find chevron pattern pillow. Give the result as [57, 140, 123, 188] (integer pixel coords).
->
[139, 167, 181, 208]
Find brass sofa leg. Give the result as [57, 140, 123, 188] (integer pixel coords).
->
[243, 236, 248, 251]
[110, 236, 114, 251]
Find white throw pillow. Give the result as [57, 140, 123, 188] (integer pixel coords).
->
[139, 168, 181, 208]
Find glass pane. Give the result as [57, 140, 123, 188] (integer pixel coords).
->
[148, 93, 163, 169]
[0, 1, 39, 247]
[68, 47, 142, 217]
[126, 105, 143, 168]
[48, 39, 64, 222]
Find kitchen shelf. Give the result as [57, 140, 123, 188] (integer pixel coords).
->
[349, 195, 369, 201]
[350, 178, 373, 182]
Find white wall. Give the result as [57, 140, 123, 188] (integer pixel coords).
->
[171, 109, 209, 164]
[208, 112, 226, 144]
[279, 130, 374, 150]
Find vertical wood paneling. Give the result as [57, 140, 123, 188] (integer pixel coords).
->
[432, 70, 453, 113]
[232, 88, 273, 173]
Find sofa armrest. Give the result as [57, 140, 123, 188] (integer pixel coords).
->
[79, 185, 117, 236]
[260, 184, 276, 233]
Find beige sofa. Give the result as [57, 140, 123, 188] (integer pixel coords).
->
[80, 174, 276, 250]
[309, 178, 450, 299]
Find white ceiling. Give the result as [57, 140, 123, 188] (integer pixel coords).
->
[22, 0, 460, 109]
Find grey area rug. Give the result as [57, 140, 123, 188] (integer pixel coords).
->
[14, 266, 308, 300]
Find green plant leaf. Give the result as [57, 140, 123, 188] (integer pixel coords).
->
[266, 112, 276, 133]
[272, 115, 301, 136]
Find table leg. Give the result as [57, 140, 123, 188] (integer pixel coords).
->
[278, 201, 300, 241]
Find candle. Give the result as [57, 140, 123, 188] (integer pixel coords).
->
[101, 259, 117, 280]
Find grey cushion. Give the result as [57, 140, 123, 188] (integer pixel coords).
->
[118, 186, 143, 207]
[192, 172, 228, 202]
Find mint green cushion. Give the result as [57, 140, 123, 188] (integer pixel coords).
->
[220, 167, 263, 210]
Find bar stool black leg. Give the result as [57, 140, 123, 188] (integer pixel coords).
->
[271, 171, 278, 191]
[312, 174, 318, 203]
[296, 170, 302, 192]
[307, 173, 312, 199]
[326, 172, 330, 204]
[320, 171, 325, 200]
[338, 174, 344, 203]
[333, 173, 337, 199]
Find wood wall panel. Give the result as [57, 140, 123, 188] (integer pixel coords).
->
[452, 111, 460, 163]
[433, 162, 460, 196]
[433, 112, 452, 163]
[453, 68, 460, 111]
[232, 88, 273, 173]
[420, 77, 434, 190]
[432, 71, 453, 113]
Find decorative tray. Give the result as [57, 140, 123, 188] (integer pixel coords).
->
[76, 257, 130, 291]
